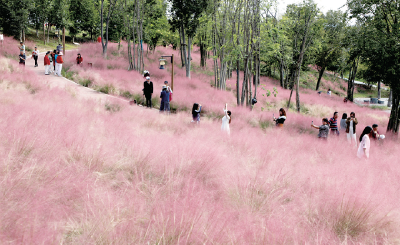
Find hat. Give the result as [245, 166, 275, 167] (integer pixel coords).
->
[162, 85, 167, 89]
[146, 76, 150, 80]
[144, 70, 149, 74]
[164, 81, 168, 84]
[59, 52, 63, 55]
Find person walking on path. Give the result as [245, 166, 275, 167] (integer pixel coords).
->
[159, 85, 170, 113]
[329, 112, 340, 136]
[311, 118, 330, 139]
[52, 50, 56, 71]
[55, 52, 64, 76]
[192, 103, 202, 124]
[32, 47, 39, 67]
[143, 76, 153, 108]
[357, 126, 373, 159]
[221, 103, 231, 135]
[44, 51, 51, 75]
[56, 43, 62, 52]
[346, 112, 358, 147]
[273, 108, 286, 127]
[339, 113, 347, 134]
[18, 42, 25, 54]
[19, 51, 26, 66]
[76, 53, 83, 65]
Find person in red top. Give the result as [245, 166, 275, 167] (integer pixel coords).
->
[44, 51, 51, 75]
[55, 52, 64, 76]
[97, 36, 101, 43]
[76, 53, 83, 65]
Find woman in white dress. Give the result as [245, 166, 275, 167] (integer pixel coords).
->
[357, 126, 373, 159]
[221, 103, 231, 135]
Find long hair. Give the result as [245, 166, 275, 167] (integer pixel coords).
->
[342, 113, 347, 119]
[279, 108, 286, 117]
[350, 112, 355, 117]
[227, 111, 231, 124]
[359, 126, 372, 142]
[192, 103, 199, 116]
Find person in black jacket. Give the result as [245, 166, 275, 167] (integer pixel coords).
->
[143, 76, 153, 108]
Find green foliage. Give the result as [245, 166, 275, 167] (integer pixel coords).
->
[105, 102, 121, 112]
[0, 0, 33, 38]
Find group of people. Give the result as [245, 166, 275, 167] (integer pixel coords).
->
[17, 41, 84, 77]
[141, 70, 173, 113]
[311, 111, 384, 159]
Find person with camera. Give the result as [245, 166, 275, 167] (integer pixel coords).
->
[221, 103, 231, 135]
[31, 47, 39, 67]
[273, 108, 286, 127]
[191, 103, 202, 124]
[311, 118, 330, 139]
[346, 112, 358, 147]
[143, 76, 153, 108]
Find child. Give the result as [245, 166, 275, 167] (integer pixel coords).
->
[55, 52, 64, 76]
[19, 51, 26, 66]
[311, 118, 330, 139]
[76, 53, 83, 65]
[44, 51, 51, 75]
[31, 47, 39, 67]
[191, 103, 202, 124]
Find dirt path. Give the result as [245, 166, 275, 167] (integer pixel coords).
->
[26, 52, 132, 105]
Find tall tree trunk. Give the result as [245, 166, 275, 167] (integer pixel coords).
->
[315, 65, 326, 91]
[347, 57, 359, 102]
[186, 36, 191, 78]
[387, 90, 400, 133]
[43, 21, 46, 45]
[388, 89, 392, 107]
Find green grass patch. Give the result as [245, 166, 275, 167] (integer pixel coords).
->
[105, 103, 121, 112]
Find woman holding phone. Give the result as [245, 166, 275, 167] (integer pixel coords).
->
[273, 108, 286, 127]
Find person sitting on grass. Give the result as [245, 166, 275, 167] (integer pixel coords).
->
[76, 53, 83, 65]
[371, 124, 385, 141]
[19, 51, 26, 66]
[327, 88, 332, 96]
[357, 126, 374, 159]
[191, 103, 202, 124]
[273, 108, 286, 127]
[343, 97, 348, 103]
[311, 118, 330, 139]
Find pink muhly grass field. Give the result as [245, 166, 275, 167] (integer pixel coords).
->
[1, 37, 400, 244]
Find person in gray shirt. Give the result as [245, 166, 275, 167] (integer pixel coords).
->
[311, 118, 330, 139]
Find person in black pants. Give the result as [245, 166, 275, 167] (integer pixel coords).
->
[143, 76, 153, 107]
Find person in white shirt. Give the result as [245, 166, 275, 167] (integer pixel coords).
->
[327, 88, 332, 96]
[357, 126, 374, 159]
[18, 41, 25, 54]
[221, 103, 231, 135]
[0, 33, 3, 46]
[32, 47, 39, 67]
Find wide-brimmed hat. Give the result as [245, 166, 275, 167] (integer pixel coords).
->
[59, 52, 63, 55]
[162, 85, 167, 89]
[146, 76, 150, 80]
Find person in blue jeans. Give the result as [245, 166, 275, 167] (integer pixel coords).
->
[191, 103, 202, 124]
[159, 85, 170, 113]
